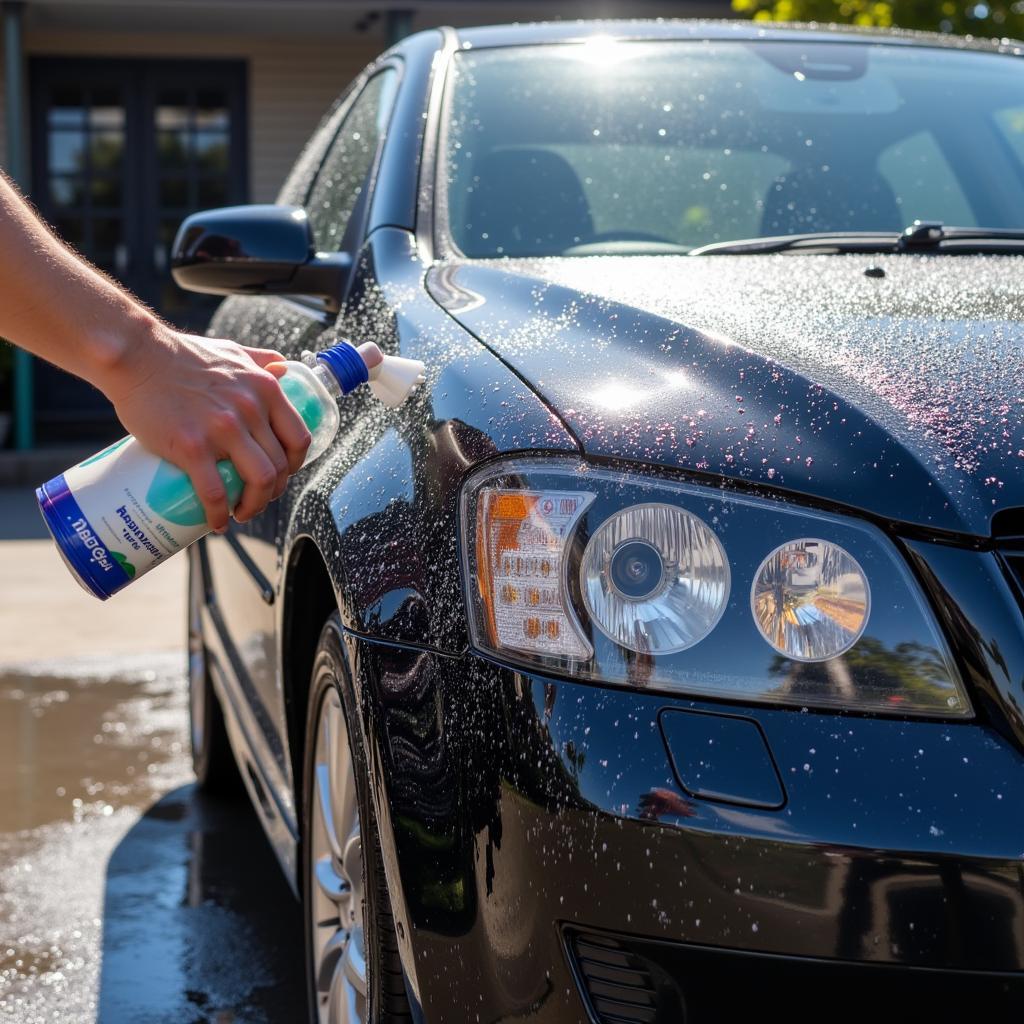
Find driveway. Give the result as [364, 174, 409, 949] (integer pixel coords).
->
[0, 486, 305, 1022]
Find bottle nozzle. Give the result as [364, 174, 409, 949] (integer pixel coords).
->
[316, 339, 425, 407]
[367, 351, 426, 408]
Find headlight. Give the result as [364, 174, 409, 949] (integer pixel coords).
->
[751, 540, 870, 661]
[581, 503, 730, 654]
[461, 458, 971, 717]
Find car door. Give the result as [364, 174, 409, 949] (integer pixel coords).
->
[201, 64, 402, 821]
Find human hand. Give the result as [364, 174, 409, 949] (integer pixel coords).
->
[103, 328, 311, 531]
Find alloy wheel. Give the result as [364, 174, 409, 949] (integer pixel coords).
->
[187, 557, 207, 757]
[310, 687, 367, 1024]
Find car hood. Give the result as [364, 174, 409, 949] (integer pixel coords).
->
[429, 253, 1024, 538]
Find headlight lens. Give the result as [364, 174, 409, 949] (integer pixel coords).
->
[472, 486, 594, 661]
[461, 458, 971, 718]
[751, 540, 870, 662]
[581, 503, 730, 654]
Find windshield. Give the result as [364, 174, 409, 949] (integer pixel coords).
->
[442, 39, 1024, 257]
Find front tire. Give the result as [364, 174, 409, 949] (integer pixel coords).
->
[188, 546, 241, 796]
[302, 613, 411, 1024]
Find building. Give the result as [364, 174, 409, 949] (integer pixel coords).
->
[0, 0, 729, 450]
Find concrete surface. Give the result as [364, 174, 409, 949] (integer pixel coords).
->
[0, 485, 306, 1022]
[0, 486, 186, 662]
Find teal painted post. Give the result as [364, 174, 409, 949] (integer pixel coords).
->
[4, 1, 32, 449]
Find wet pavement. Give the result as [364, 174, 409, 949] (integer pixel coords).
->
[0, 488, 305, 1022]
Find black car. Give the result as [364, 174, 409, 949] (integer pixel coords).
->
[176, 19, 1024, 1023]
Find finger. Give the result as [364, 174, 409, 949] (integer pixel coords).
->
[248, 419, 290, 501]
[223, 433, 279, 523]
[181, 448, 230, 533]
[265, 384, 313, 475]
[240, 346, 287, 369]
[230, 385, 292, 494]
[228, 373, 308, 475]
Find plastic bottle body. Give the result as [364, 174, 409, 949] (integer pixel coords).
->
[35, 359, 341, 600]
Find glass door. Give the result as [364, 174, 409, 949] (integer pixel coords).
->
[30, 58, 247, 442]
[141, 64, 247, 332]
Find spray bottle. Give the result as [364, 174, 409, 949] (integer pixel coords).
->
[36, 340, 425, 600]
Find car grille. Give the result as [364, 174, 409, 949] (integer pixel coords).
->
[564, 927, 1024, 1023]
[567, 931, 681, 1024]
[1000, 550, 1024, 596]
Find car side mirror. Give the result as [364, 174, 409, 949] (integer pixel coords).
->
[170, 204, 351, 313]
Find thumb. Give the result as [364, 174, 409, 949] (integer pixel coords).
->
[242, 346, 287, 369]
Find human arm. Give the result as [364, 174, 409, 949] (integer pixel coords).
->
[0, 173, 310, 529]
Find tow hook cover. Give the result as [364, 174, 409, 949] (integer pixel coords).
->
[659, 708, 786, 810]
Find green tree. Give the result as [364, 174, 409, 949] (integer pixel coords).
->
[731, 0, 1024, 39]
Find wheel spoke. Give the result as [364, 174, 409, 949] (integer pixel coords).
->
[342, 831, 361, 887]
[342, 830, 363, 929]
[328, 703, 357, 851]
[341, 933, 368, 996]
[315, 764, 344, 861]
[315, 854, 351, 906]
[310, 685, 366, 1024]
[317, 928, 347, 993]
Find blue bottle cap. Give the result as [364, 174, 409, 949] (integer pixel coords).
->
[316, 341, 369, 394]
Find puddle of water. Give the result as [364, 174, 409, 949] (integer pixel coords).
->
[0, 652, 190, 834]
[0, 652, 304, 1023]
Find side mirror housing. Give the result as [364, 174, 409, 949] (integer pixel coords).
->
[170, 204, 351, 313]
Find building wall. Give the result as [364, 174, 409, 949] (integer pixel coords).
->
[0, 29, 381, 200]
[2, 3, 735, 202]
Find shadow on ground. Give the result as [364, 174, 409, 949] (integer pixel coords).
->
[97, 784, 305, 1023]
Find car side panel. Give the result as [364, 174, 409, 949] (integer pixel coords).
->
[310, 226, 581, 651]
[203, 295, 335, 842]
[203, 222, 580, 889]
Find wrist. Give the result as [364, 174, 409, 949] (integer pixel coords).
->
[85, 308, 171, 402]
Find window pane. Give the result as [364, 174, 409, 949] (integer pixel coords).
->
[90, 131, 124, 172]
[196, 91, 229, 130]
[994, 107, 1024, 167]
[89, 105, 125, 130]
[878, 131, 975, 227]
[160, 177, 189, 207]
[91, 87, 120, 109]
[54, 216, 84, 250]
[91, 176, 123, 209]
[48, 107, 85, 129]
[157, 130, 189, 168]
[197, 177, 228, 207]
[50, 176, 84, 208]
[92, 216, 123, 258]
[445, 42, 1024, 256]
[306, 69, 398, 250]
[195, 131, 228, 174]
[49, 131, 87, 174]
[157, 93, 189, 129]
[48, 87, 85, 128]
[159, 218, 181, 247]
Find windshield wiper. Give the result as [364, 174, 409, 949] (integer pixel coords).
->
[689, 221, 1024, 256]
[897, 222, 1024, 251]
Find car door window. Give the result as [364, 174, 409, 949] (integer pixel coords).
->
[277, 85, 358, 207]
[305, 68, 398, 251]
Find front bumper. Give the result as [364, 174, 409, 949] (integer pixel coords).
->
[352, 624, 1024, 1022]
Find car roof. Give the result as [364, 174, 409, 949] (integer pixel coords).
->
[450, 18, 1024, 56]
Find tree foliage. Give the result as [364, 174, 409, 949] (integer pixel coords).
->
[731, 0, 1024, 39]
